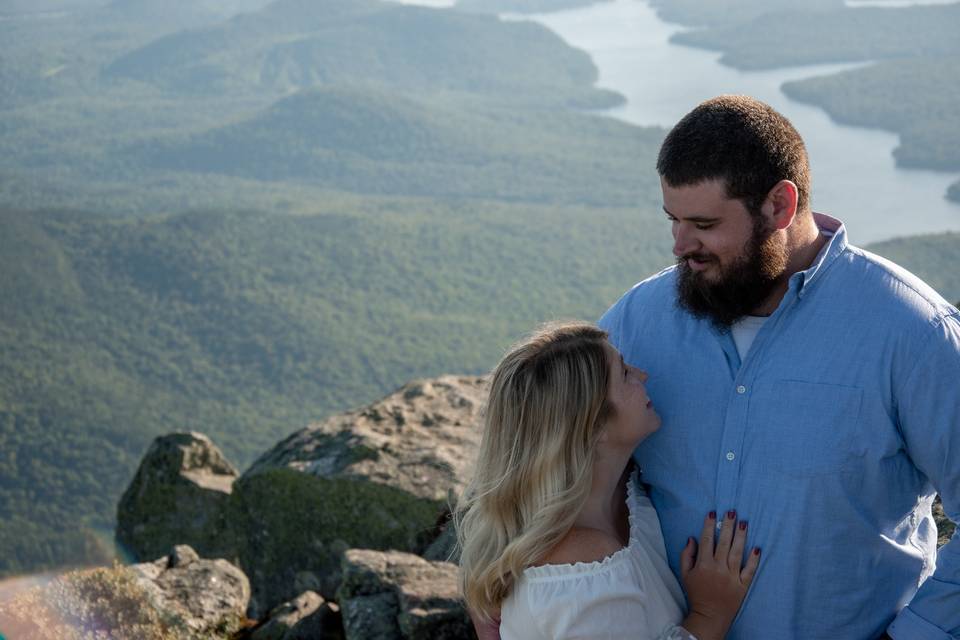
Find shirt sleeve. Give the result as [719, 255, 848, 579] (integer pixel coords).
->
[888, 311, 960, 640]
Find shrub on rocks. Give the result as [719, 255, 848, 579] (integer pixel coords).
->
[0, 546, 249, 640]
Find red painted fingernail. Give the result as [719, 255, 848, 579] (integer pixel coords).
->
[727, 510, 736, 520]
[753, 548, 761, 556]
[739, 521, 748, 530]
[708, 511, 716, 520]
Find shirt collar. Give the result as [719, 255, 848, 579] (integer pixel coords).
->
[791, 212, 848, 299]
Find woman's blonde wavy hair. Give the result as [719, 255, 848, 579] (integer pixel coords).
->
[454, 321, 615, 620]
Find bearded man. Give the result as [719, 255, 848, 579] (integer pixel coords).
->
[599, 95, 960, 639]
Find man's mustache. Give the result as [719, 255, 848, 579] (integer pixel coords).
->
[679, 252, 717, 263]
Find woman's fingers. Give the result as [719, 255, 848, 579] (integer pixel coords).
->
[680, 536, 697, 579]
[728, 518, 748, 572]
[740, 547, 761, 585]
[715, 510, 736, 559]
[698, 511, 717, 557]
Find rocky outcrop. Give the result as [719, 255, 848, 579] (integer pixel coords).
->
[116, 432, 238, 562]
[131, 544, 250, 638]
[228, 375, 485, 616]
[117, 376, 487, 619]
[337, 549, 474, 640]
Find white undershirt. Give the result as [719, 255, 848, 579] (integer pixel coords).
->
[731, 315, 769, 360]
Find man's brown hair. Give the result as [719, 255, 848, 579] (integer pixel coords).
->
[657, 95, 811, 216]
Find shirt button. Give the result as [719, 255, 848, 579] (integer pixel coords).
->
[726, 451, 736, 461]
[736, 385, 746, 394]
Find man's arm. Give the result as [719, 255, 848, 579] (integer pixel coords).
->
[886, 312, 960, 640]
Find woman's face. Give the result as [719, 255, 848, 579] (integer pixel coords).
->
[602, 341, 661, 448]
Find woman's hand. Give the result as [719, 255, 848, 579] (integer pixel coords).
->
[678, 510, 760, 640]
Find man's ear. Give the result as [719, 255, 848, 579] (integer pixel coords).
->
[761, 180, 799, 230]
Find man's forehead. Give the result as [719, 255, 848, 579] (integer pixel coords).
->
[661, 178, 748, 218]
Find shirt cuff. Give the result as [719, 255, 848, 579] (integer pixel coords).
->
[888, 607, 953, 640]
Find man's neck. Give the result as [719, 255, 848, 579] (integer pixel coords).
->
[751, 214, 827, 317]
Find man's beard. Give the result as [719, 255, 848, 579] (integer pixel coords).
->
[676, 216, 788, 328]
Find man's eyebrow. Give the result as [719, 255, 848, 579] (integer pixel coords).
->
[662, 206, 717, 223]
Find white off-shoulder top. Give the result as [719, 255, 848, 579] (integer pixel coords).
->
[500, 471, 694, 640]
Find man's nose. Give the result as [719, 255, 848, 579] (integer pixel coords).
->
[672, 224, 698, 258]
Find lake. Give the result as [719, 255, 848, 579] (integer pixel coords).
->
[511, 0, 960, 244]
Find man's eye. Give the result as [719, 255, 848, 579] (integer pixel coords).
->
[695, 223, 714, 230]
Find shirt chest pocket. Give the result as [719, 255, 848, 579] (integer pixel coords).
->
[750, 380, 864, 477]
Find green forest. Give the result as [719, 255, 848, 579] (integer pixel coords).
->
[1, 0, 958, 578]
[0, 0, 672, 576]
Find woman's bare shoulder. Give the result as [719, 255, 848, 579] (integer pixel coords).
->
[536, 527, 625, 567]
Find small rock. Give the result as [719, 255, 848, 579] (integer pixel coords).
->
[132, 545, 250, 638]
[338, 549, 474, 640]
[251, 590, 341, 640]
[341, 592, 401, 640]
[169, 544, 200, 568]
[422, 524, 459, 564]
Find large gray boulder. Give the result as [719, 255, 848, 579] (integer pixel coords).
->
[337, 549, 475, 640]
[230, 375, 485, 616]
[116, 432, 239, 562]
[131, 544, 250, 638]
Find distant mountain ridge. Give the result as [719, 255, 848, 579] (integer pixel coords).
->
[137, 84, 651, 205]
[103, 0, 614, 107]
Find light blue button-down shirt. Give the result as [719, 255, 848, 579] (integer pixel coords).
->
[599, 214, 960, 639]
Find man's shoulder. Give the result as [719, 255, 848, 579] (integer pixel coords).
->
[837, 245, 957, 323]
[599, 265, 678, 338]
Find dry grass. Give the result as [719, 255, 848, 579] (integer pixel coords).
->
[0, 562, 183, 640]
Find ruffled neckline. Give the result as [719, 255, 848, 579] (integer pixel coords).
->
[523, 467, 644, 579]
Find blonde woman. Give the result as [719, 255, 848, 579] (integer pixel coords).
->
[455, 322, 759, 640]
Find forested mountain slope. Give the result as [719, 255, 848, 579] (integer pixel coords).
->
[2, 0, 958, 580]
